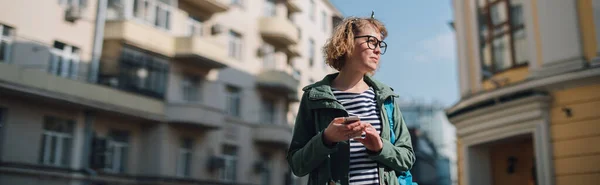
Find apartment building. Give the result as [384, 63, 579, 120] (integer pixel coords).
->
[0, 0, 342, 185]
[448, 0, 600, 185]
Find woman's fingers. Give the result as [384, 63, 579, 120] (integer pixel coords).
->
[330, 117, 346, 125]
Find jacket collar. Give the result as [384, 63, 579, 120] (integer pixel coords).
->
[303, 73, 397, 103]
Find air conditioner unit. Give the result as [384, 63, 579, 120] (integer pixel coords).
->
[65, 6, 83, 22]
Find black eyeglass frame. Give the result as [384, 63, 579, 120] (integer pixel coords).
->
[353, 35, 387, 55]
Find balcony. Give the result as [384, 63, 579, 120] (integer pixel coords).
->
[0, 62, 164, 120]
[180, 0, 229, 15]
[284, 45, 301, 58]
[286, 0, 302, 13]
[252, 124, 293, 147]
[166, 102, 224, 129]
[259, 17, 299, 47]
[104, 20, 175, 57]
[174, 36, 232, 69]
[256, 70, 299, 101]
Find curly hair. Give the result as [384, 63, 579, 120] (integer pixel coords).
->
[322, 17, 388, 71]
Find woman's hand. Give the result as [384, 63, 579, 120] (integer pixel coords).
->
[355, 124, 383, 153]
[323, 117, 369, 145]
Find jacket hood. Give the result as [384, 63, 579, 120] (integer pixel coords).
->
[302, 73, 397, 102]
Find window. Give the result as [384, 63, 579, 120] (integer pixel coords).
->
[220, 145, 238, 182]
[133, 0, 153, 23]
[477, 0, 528, 78]
[182, 75, 201, 102]
[187, 16, 203, 37]
[229, 30, 243, 60]
[154, 1, 171, 30]
[309, 0, 315, 21]
[260, 154, 272, 185]
[226, 85, 241, 117]
[176, 138, 193, 177]
[0, 24, 14, 63]
[262, 44, 275, 69]
[261, 98, 275, 124]
[593, 0, 600, 55]
[58, 0, 87, 8]
[104, 130, 129, 173]
[293, 69, 301, 80]
[40, 116, 74, 167]
[231, 0, 243, 8]
[308, 39, 315, 67]
[49, 41, 81, 79]
[118, 47, 169, 99]
[264, 0, 276, 17]
[131, 0, 172, 30]
[321, 11, 327, 32]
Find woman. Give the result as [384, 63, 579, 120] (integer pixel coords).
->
[286, 16, 415, 185]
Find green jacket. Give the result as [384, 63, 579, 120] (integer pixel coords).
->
[286, 73, 415, 185]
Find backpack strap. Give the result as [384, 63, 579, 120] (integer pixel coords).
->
[384, 98, 396, 144]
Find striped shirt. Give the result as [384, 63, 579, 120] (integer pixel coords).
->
[333, 87, 381, 185]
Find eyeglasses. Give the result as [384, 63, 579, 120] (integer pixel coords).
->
[354, 35, 387, 55]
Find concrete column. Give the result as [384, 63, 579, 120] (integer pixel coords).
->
[454, 0, 471, 98]
[139, 123, 175, 176]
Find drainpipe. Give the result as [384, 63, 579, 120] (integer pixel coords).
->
[81, 110, 97, 185]
[89, 0, 107, 83]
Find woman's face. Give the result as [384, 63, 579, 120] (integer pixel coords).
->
[345, 24, 384, 74]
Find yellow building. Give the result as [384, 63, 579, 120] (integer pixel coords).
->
[447, 0, 600, 185]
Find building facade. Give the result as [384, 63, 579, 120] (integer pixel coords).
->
[448, 0, 600, 185]
[0, 0, 342, 185]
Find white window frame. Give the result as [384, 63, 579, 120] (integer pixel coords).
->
[187, 16, 203, 37]
[229, 30, 243, 60]
[154, 1, 171, 30]
[220, 146, 238, 182]
[58, 0, 87, 8]
[262, 44, 275, 69]
[128, 0, 172, 31]
[182, 75, 201, 102]
[40, 117, 74, 167]
[0, 24, 14, 63]
[41, 131, 73, 166]
[226, 86, 241, 117]
[49, 41, 81, 79]
[261, 98, 276, 124]
[260, 155, 272, 185]
[104, 132, 129, 173]
[176, 138, 193, 177]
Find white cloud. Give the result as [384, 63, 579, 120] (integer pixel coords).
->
[402, 31, 457, 63]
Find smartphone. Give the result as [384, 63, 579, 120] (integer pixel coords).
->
[342, 116, 360, 124]
[343, 116, 363, 139]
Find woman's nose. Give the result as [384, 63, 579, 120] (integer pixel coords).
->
[373, 46, 381, 54]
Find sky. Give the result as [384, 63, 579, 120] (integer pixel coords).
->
[331, 0, 459, 107]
